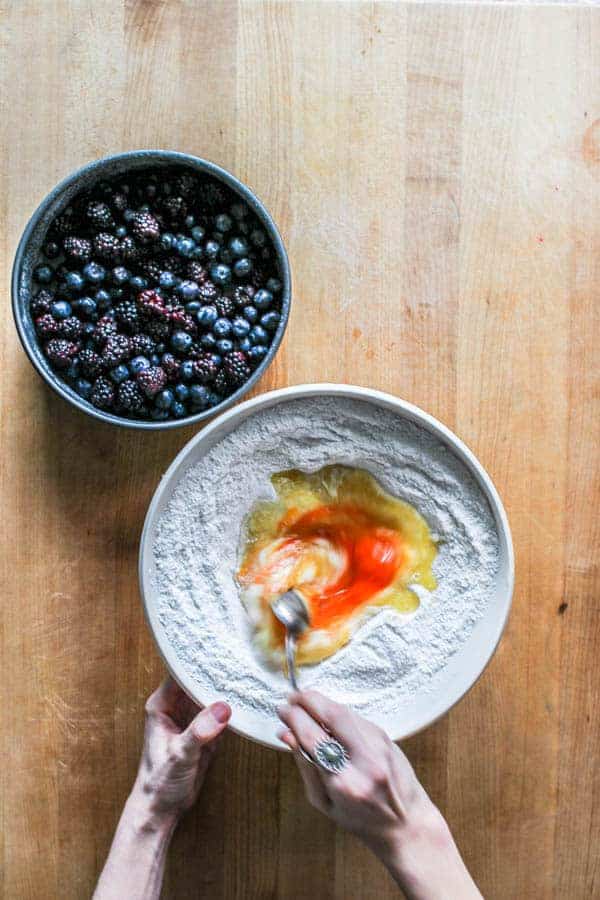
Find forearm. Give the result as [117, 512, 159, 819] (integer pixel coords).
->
[379, 805, 482, 900]
[94, 786, 178, 900]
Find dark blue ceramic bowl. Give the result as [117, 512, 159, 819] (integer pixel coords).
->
[12, 150, 291, 429]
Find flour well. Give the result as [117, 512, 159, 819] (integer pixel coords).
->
[153, 397, 500, 730]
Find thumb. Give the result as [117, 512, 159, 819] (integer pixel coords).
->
[177, 701, 231, 759]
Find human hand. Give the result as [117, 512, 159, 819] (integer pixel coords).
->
[278, 691, 481, 900]
[133, 677, 231, 825]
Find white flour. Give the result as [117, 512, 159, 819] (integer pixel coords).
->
[153, 397, 500, 727]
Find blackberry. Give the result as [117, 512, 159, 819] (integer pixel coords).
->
[92, 316, 118, 347]
[119, 235, 139, 262]
[144, 319, 170, 343]
[114, 301, 139, 332]
[86, 201, 114, 230]
[163, 254, 186, 276]
[78, 348, 104, 378]
[213, 369, 231, 396]
[223, 350, 251, 386]
[186, 261, 208, 283]
[63, 236, 92, 262]
[90, 376, 115, 410]
[197, 180, 227, 211]
[136, 365, 167, 398]
[130, 333, 155, 357]
[117, 379, 145, 413]
[215, 294, 235, 318]
[140, 257, 162, 283]
[94, 232, 121, 262]
[232, 285, 251, 308]
[173, 172, 198, 198]
[161, 195, 187, 223]
[132, 211, 160, 243]
[137, 289, 168, 320]
[51, 208, 77, 236]
[111, 191, 128, 213]
[31, 289, 55, 316]
[60, 316, 84, 341]
[198, 281, 219, 302]
[192, 353, 218, 384]
[102, 334, 131, 367]
[161, 353, 181, 383]
[36, 314, 61, 339]
[45, 338, 79, 370]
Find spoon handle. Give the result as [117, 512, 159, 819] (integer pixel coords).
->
[285, 632, 299, 690]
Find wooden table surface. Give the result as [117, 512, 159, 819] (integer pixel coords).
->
[1, 2, 599, 898]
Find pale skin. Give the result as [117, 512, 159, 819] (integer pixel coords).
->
[95, 680, 481, 899]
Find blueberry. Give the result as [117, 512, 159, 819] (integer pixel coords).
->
[204, 239, 220, 259]
[44, 242, 60, 259]
[172, 401, 187, 418]
[233, 257, 253, 278]
[159, 270, 177, 289]
[232, 317, 250, 338]
[254, 289, 273, 310]
[110, 287, 124, 301]
[200, 333, 217, 350]
[261, 311, 280, 332]
[180, 361, 194, 381]
[83, 323, 96, 336]
[243, 305, 258, 324]
[196, 305, 218, 328]
[83, 262, 106, 284]
[211, 353, 223, 367]
[185, 300, 201, 315]
[66, 271, 85, 291]
[67, 360, 80, 379]
[211, 231, 224, 245]
[215, 213, 233, 233]
[177, 280, 200, 301]
[191, 247, 204, 260]
[129, 276, 147, 291]
[189, 384, 210, 409]
[156, 389, 174, 410]
[237, 337, 252, 353]
[213, 317, 232, 338]
[34, 265, 53, 284]
[238, 221, 249, 235]
[266, 277, 282, 294]
[248, 344, 268, 361]
[219, 249, 234, 265]
[156, 343, 165, 353]
[171, 330, 193, 353]
[161, 232, 175, 249]
[250, 228, 266, 247]
[129, 356, 150, 374]
[230, 202, 248, 220]
[116, 225, 128, 238]
[249, 325, 268, 345]
[150, 353, 161, 366]
[176, 237, 195, 257]
[174, 383, 190, 402]
[75, 378, 92, 399]
[185, 214, 196, 228]
[207, 390, 223, 406]
[228, 236, 249, 258]
[210, 263, 232, 287]
[75, 297, 97, 318]
[216, 339, 234, 354]
[150, 408, 169, 421]
[95, 289, 111, 309]
[191, 225, 205, 242]
[110, 364, 129, 384]
[112, 266, 129, 285]
[51, 300, 72, 319]
[123, 208, 135, 222]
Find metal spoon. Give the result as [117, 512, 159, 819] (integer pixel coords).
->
[271, 589, 310, 690]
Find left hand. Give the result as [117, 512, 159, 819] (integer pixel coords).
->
[134, 677, 231, 824]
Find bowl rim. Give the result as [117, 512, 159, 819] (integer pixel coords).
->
[139, 382, 515, 750]
[11, 149, 291, 430]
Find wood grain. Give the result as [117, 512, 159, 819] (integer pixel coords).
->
[1, 2, 599, 898]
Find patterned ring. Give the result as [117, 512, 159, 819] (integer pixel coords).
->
[313, 737, 349, 774]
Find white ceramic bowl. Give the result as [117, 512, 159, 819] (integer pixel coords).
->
[139, 384, 514, 748]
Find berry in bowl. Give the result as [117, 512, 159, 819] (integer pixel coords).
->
[12, 151, 290, 428]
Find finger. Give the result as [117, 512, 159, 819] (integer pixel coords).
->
[177, 701, 231, 759]
[145, 677, 183, 716]
[278, 729, 298, 751]
[288, 690, 369, 754]
[278, 730, 331, 812]
[278, 703, 329, 758]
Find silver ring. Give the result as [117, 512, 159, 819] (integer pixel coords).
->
[309, 737, 349, 774]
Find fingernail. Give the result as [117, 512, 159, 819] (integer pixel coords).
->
[210, 701, 231, 724]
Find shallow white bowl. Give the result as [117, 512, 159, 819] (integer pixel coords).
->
[139, 384, 514, 749]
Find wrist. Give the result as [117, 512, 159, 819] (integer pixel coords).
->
[125, 781, 180, 838]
